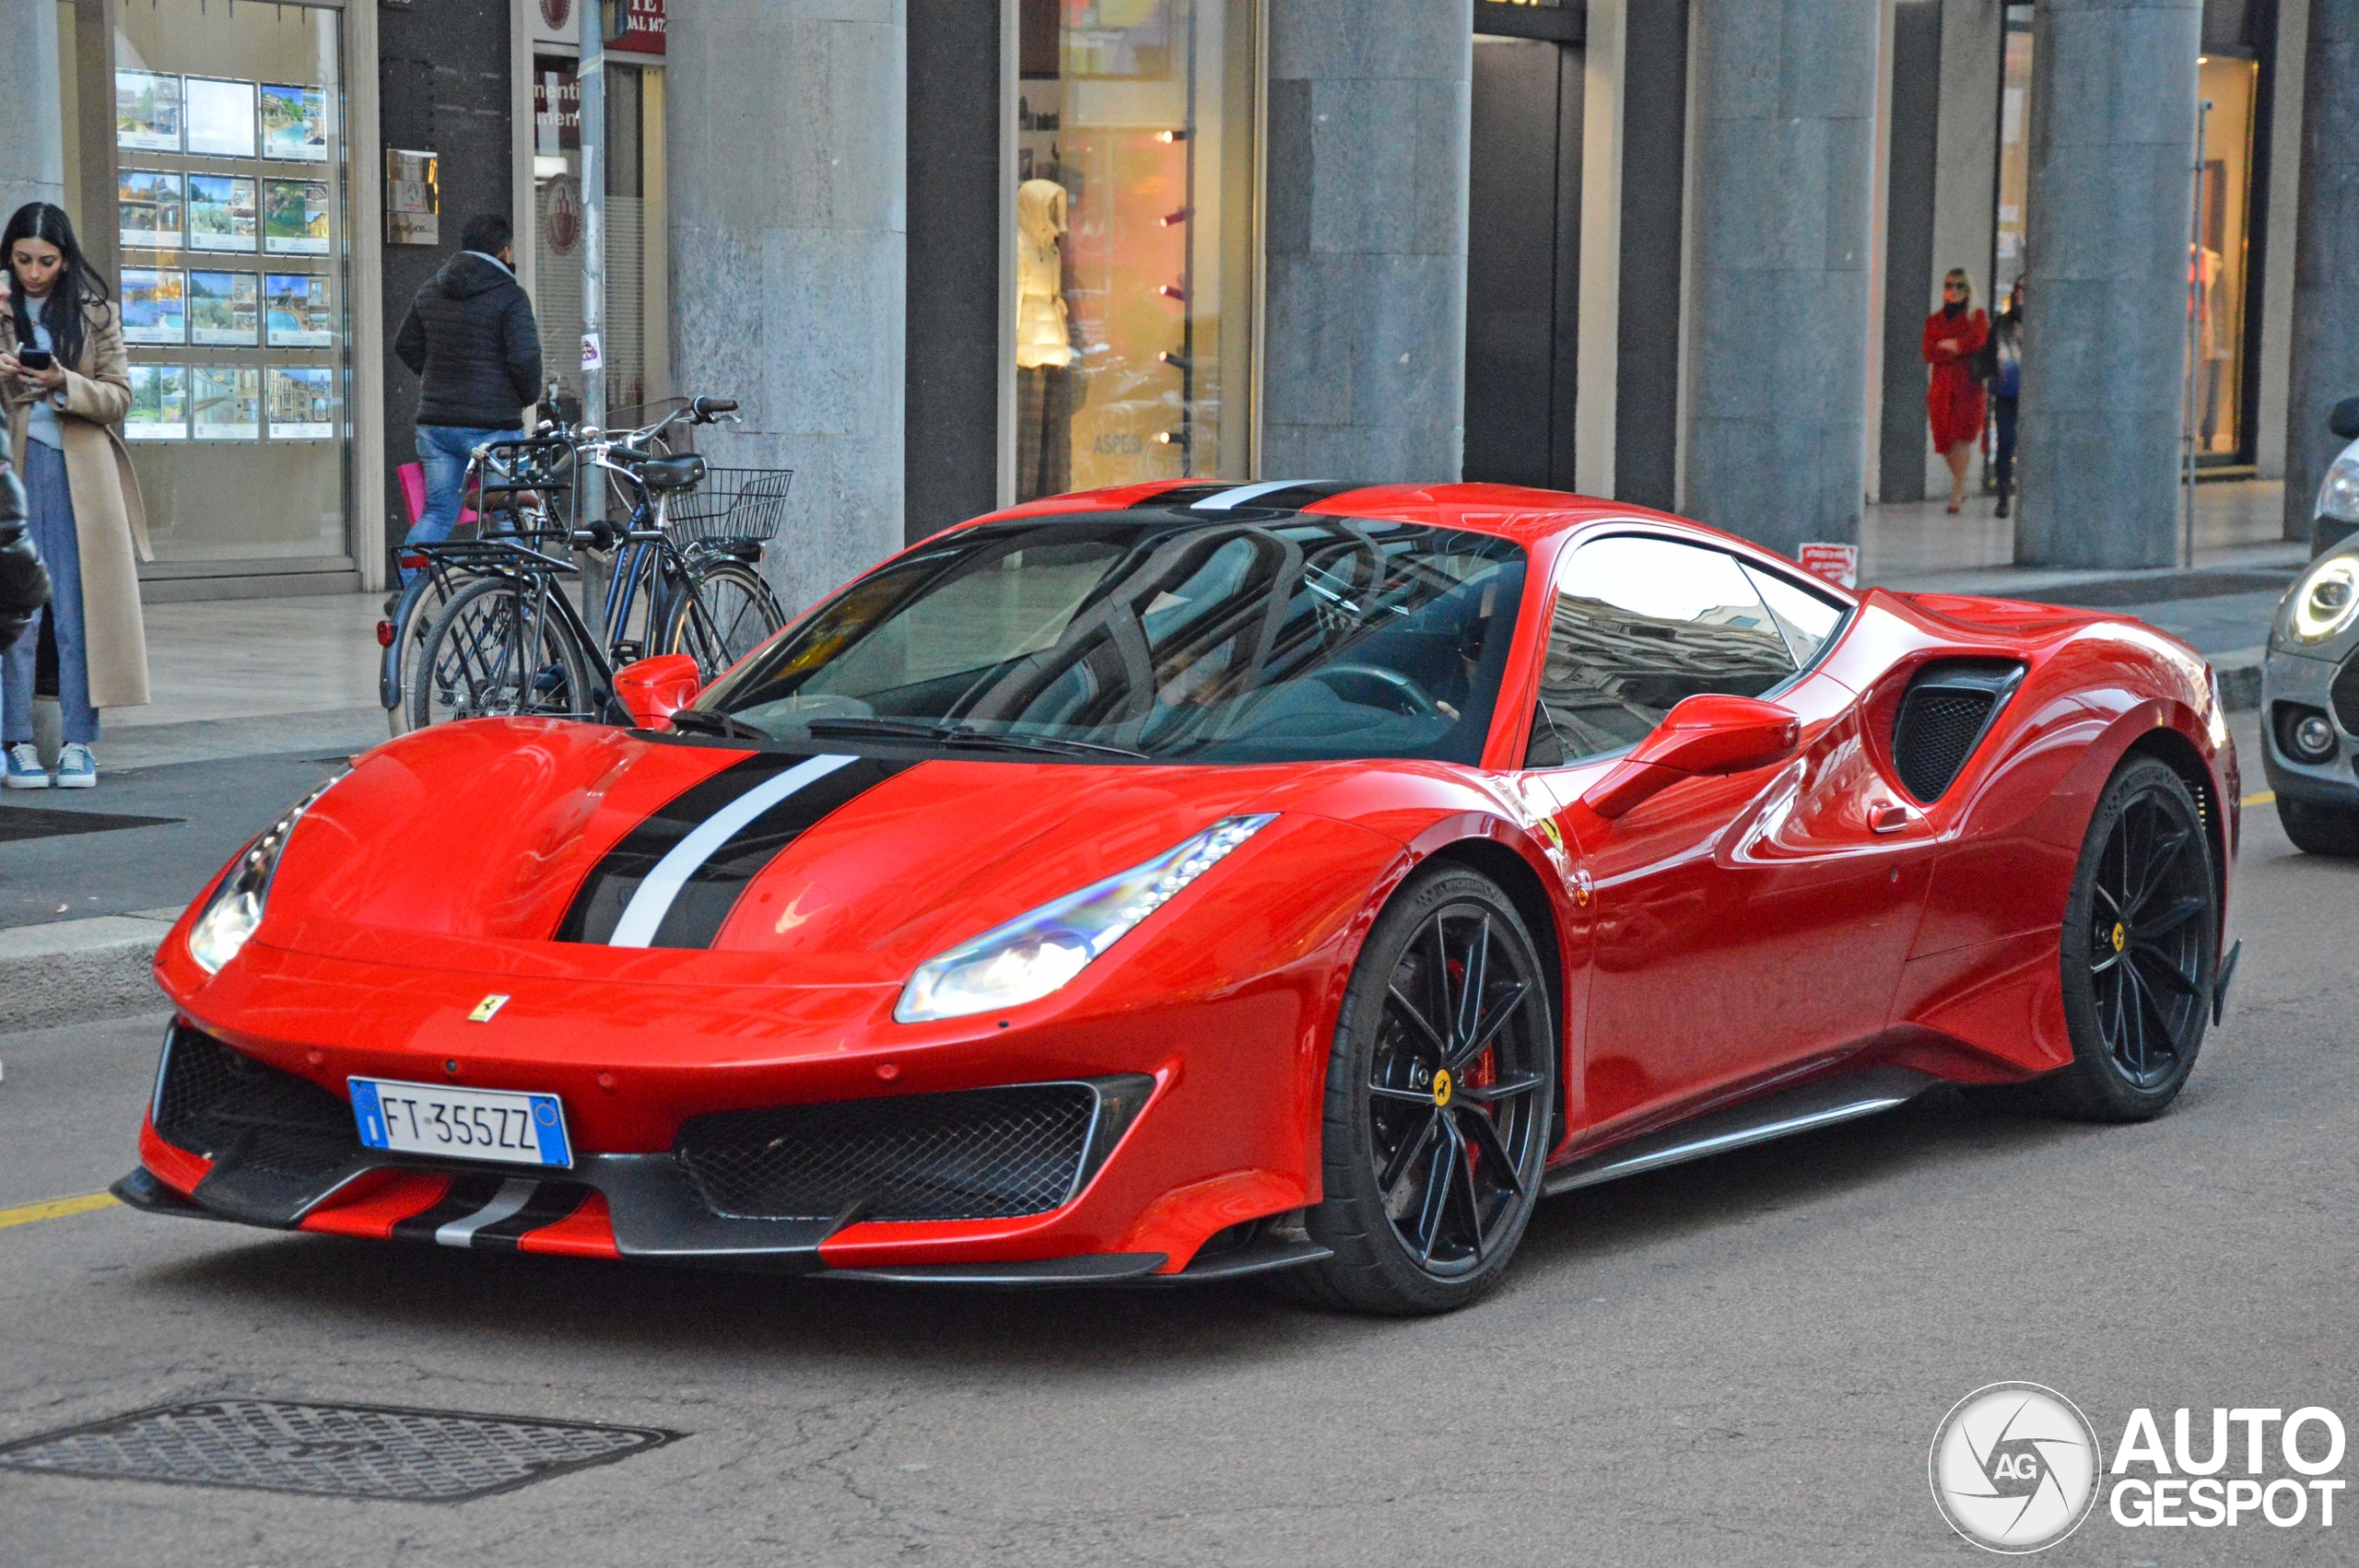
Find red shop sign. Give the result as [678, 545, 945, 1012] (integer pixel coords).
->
[606, 0, 665, 55]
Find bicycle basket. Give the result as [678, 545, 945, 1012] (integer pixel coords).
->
[662, 466, 793, 545]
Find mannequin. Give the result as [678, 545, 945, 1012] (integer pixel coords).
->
[1015, 177, 1078, 500]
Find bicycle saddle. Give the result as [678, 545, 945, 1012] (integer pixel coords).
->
[638, 454, 707, 492]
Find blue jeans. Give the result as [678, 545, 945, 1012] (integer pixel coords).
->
[404, 424, 517, 581]
[1992, 396, 2018, 490]
[3, 441, 99, 745]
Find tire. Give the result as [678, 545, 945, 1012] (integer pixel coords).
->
[661, 558, 786, 680]
[1284, 864, 1556, 1316]
[2276, 796, 2359, 857]
[384, 574, 456, 739]
[409, 577, 594, 730]
[2013, 755, 2220, 1121]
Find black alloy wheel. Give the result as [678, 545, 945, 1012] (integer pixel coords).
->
[1288, 865, 1555, 1315]
[2036, 755, 2219, 1120]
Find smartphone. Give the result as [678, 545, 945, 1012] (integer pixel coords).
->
[17, 348, 53, 371]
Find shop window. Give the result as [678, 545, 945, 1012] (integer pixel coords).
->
[534, 54, 657, 419]
[2191, 53, 2259, 462]
[1012, 0, 1258, 502]
[100, 0, 349, 568]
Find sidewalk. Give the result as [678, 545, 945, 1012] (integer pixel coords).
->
[100, 591, 388, 768]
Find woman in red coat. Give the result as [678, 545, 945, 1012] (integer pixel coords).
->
[1923, 268, 1989, 513]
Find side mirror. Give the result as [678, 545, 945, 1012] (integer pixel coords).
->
[1580, 694, 1802, 820]
[612, 654, 701, 731]
[2330, 396, 2359, 442]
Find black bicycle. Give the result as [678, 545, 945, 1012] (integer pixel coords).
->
[406, 401, 792, 730]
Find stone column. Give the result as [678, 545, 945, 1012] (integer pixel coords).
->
[667, 0, 906, 614]
[2013, 0, 2201, 568]
[1261, 0, 1472, 480]
[0, 0, 65, 218]
[1681, 0, 1880, 557]
[2284, 0, 2359, 548]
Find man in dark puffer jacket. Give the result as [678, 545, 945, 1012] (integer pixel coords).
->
[393, 213, 544, 566]
[0, 462, 53, 655]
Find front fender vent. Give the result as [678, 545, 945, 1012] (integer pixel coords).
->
[1891, 660, 2025, 804]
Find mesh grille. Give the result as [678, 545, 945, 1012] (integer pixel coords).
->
[155, 1024, 356, 1177]
[0, 1398, 676, 1504]
[1893, 688, 1997, 802]
[675, 1084, 1100, 1222]
[2331, 653, 2359, 734]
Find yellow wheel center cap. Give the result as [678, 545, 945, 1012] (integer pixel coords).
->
[2111, 922, 2126, 953]
[1432, 1069, 1453, 1108]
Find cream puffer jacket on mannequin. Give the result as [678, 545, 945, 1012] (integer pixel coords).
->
[1015, 179, 1076, 370]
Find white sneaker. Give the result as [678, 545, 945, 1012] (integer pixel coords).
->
[2, 742, 47, 789]
[53, 743, 97, 789]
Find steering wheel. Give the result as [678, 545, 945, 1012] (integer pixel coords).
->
[1309, 663, 1445, 718]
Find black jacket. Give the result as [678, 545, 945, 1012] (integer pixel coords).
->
[0, 465, 52, 649]
[393, 252, 543, 430]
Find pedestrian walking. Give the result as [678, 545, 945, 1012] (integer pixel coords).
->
[1923, 268, 1989, 515]
[0, 202, 150, 791]
[393, 214, 542, 576]
[1989, 275, 2024, 520]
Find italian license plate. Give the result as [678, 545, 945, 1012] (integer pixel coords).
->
[349, 1077, 573, 1168]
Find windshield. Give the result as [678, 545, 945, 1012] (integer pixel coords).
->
[697, 513, 1528, 764]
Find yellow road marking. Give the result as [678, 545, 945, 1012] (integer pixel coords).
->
[0, 1192, 119, 1231]
[2242, 790, 2275, 807]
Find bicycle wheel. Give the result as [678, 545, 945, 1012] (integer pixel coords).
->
[409, 576, 594, 729]
[659, 558, 786, 679]
[384, 569, 460, 738]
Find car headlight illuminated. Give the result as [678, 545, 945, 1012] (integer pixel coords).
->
[2289, 554, 2359, 645]
[2317, 450, 2359, 524]
[187, 774, 344, 974]
[896, 814, 1276, 1024]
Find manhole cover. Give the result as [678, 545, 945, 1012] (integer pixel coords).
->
[0, 1398, 680, 1503]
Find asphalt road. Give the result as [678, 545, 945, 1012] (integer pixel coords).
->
[3, 715, 2354, 1566]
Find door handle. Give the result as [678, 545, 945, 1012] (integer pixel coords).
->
[1870, 803, 1915, 835]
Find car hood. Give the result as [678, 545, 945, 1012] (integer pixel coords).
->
[260, 720, 1301, 985]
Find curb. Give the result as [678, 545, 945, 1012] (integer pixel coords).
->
[0, 914, 175, 1033]
[2215, 647, 2262, 712]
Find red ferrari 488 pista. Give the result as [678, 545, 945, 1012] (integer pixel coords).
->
[120, 480, 2239, 1314]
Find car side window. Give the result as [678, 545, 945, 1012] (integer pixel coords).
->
[1739, 562, 1848, 667]
[1524, 536, 1798, 767]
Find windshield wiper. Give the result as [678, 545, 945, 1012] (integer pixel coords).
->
[803, 716, 1145, 761]
[663, 708, 772, 742]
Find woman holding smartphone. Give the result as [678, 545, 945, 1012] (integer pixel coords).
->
[0, 202, 148, 789]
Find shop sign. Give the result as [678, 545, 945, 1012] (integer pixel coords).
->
[544, 175, 582, 257]
[531, 0, 576, 51]
[384, 149, 439, 247]
[1798, 543, 1860, 590]
[534, 64, 581, 154]
[604, 0, 665, 56]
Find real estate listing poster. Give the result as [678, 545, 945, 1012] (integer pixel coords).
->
[264, 274, 334, 347]
[192, 367, 261, 440]
[118, 171, 183, 250]
[187, 271, 260, 346]
[115, 71, 182, 152]
[120, 269, 187, 345]
[266, 366, 334, 439]
[259, 84, 329, 161]
[183, 76, 257, 158]
[188, 175, 260, 252]
[262, 180, 331, 254]
[125, 365, 188, 439]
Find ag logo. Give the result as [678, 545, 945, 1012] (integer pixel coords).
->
[1930, 1383, 2102, 1553]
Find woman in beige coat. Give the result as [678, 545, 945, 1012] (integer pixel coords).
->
[0, 202, 149, 789]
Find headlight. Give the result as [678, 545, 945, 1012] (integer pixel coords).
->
[2317, 450, 2359, 524]
[895, 814, 1276, 1024]
[187, 775, 344, 974]
[2289, 555, 2359, 645]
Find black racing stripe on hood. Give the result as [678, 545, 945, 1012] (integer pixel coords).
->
[390, 1175, 506, 1243]
[466, 1183, 592, 1250]
[641, 755, 913, 950]
[554, 752, 810, 944]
